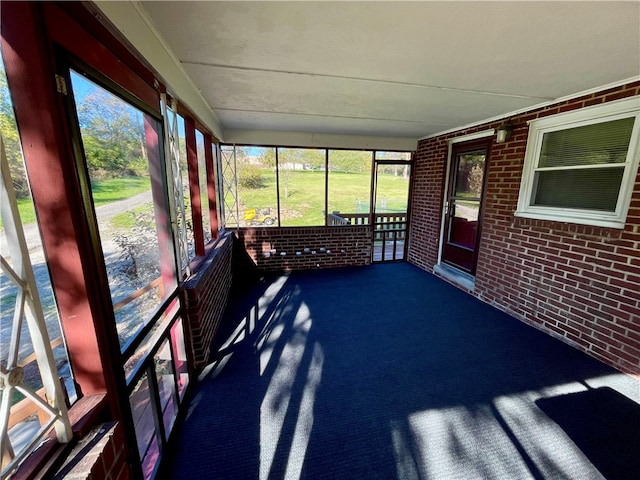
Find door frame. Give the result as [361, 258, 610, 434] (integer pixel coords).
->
[437, 129, 495, 275]
[371, 158, 413, 263]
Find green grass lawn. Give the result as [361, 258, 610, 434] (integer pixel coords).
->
[5, 171, 408, 230]
[237, 169, 410, 226]
[2, 176, 150, 229]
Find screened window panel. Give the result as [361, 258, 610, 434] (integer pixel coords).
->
[196, 131, 212, 244]
[532, 167, 624, 211]
[375, 151, 412, 161]
[278, 148, 326, 227]
[235, 146, 277, 227]
[539, 117, 634, 168]
[327, 150, 372, 217]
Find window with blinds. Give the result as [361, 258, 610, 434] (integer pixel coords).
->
[516, 96, 640, 228]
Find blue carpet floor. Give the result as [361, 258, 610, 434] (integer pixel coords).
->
[164, 263, 640, 480]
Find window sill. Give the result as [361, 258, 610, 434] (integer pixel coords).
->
[12, 394, 108, 480]
[514, 209, 626, 230]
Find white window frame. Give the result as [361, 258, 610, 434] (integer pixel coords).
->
[515, 96, 640, 229]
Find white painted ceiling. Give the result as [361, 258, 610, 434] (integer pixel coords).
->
[140, 1, 640, 141]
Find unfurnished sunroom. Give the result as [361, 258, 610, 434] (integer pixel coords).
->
[0, 2, 639, 479]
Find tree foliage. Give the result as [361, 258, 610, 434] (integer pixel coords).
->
[329, 150, 371, 173]
[0, 70, 30, 198]
[238, 164, 265, 189]
[76, 88, 147, 179]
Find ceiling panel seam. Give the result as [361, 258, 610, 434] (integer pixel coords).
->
[213, 107, 456, 126]
[182, 61, 553, 101]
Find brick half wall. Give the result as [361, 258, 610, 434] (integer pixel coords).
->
[182, 232, 234, 369]
[408, 81, 640, 376]
[236, 226, 372, 271]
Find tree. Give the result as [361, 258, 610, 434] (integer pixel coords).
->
[468, 164, 484, 196]
[76, 88, 147, 178]
[0, 69, 30, 198]
[329, 150, 371, 173]
[238, 164, 265, 189]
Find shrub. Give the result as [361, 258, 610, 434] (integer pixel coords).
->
[238, 164, 265, 189]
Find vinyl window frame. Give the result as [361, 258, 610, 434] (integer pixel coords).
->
[515, 96, 640, 229]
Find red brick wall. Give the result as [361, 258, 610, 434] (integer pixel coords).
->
[236, 226, 372, 271]
[408, 81, 640, 376]
[183, 232, 234, 369]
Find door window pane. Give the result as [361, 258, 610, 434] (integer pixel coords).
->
[375, 151, 412, 161]
[449, 200, 480, 250]
[454, 153, 486, 198]
[70, 71, 176, 348]
[375, 164, 411, 213]
[278, 148, 326, 226]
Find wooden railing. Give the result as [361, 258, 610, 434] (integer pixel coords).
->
[327, 212, 352, 226]
[113, 276, 164, 312]
[329, 212, 407, 225]
[329, 212, 407, 238]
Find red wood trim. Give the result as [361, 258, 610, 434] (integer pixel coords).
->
[185, 117, 205, 256]
[145, 114, 178, 292]
[2, 4, 145, 477]
[1, 1, 110, 396]
[60, 1, 158, 89]
[42, 2, 159, 113]
[204, 133, 219, 238]
[177, 103, 220, 144]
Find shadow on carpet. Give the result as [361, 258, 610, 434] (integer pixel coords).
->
[162, 263, 640, 480]
[536, 387, 640, 480]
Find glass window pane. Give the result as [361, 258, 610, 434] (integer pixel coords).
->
[170, 319, 189, 400]
[375, 151, 412, 161]
[212, 143, 222, 233]
[154, 340, 177, 435]
[455, 153, 486, 198]
[129, 373, 161, 480]
[278, 148, 326, 226]
[375, 164, 411, 213]
[70, 71, 176, 348]
[124, 298, 180, 382]
[539, 117, 634, 168]
[176, 115, 195, 260]
[196, 131, 212, 244]
[327, 150, 372, 225]
[532, 167, 624, 211]
[449, 200, 480, 249]
[234, 146, 278, 227]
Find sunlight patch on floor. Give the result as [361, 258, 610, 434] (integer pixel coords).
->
[284, 342, 324, 480]
[260, 301, 316, 480]
[391, 383, 611, 480]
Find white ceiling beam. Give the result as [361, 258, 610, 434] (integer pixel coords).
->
[223, 130, 417, 152]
